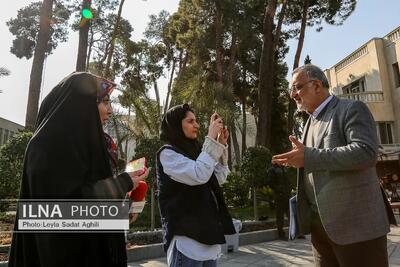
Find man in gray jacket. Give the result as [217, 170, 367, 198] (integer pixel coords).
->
[272, 64, 392, 266]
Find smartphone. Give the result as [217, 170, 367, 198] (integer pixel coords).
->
[125, 157, 146, 175]
[213, 112, 220, 121]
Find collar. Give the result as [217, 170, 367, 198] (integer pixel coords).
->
[310, 95, 333, 119]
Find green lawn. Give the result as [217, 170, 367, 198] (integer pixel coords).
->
[228, 204, 275, 221]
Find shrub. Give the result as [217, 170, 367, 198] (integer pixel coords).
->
[0, 131, 32, 211]
[240, 146, 272, 220]
[222, 171, 249, 208]
[241, 146, 272, 188]
[131, 136, 164, 230]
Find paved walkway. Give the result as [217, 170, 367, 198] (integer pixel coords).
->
[128, 226, 400, 266]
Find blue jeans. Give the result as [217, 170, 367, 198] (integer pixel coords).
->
[170, 244, 217, 267]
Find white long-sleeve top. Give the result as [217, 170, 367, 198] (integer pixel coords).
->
[159, 138, 230, 265]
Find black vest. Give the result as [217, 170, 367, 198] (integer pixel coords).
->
[156, 145, 236, 252]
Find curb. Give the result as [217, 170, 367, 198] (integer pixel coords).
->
[127, 243, 164, 262]
[0, 228, 287, 265]
[126, 228, 285, 262]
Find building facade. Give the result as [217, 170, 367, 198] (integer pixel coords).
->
[325, 26, 400, 178]
[0, 117, 24, 147]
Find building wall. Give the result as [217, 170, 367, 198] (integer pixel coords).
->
[0, 117, 24, 146]
[232, 112, 257, 162]
[326, 26, 400, 144]
[384, 27, 400, 143]
[370, 39, 396, 123]
[327, 40, 395, 122]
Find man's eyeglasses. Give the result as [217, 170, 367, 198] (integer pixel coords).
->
[290, 79, 316, 93]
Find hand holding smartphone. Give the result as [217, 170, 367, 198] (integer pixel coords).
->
[208, 112, 224, 140]
[125, 157, 146, 176]
[126, 157, 149, 214]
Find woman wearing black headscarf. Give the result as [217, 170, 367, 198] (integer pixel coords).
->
[157, 104, 236, 267]
[8, 72, 148, 267]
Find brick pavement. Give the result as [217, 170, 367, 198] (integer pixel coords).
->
[128, 226, 400, 267]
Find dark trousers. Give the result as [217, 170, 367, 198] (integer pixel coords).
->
[275, 195, 289, 236]
[310, 212, 388, 267]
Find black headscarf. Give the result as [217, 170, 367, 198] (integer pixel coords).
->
[26, 72, 109, 198]
[160, 103, 202, 160]
[9, 72, 131, 267]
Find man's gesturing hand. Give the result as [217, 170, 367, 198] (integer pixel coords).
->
[271, 135, 305, 168]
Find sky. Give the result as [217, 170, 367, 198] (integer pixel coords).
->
[0, 0, 399, 126]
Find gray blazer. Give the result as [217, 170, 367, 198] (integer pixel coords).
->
[296, 96, 390, 245]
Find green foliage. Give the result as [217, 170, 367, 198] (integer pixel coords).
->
[0, 211, 15, 224]
[132, 137, 163, 169]
[0, 67, 10, 77]
[7, 1, 71, 59]
[285, 0, 357, 34]
[304, 54, 312, 64]
[228, 204, 274, 221]
[117, 37, 167, 136]
[271, 62, 290, 154]
[164, 0, 291, 152]
[129, 200, 161, 230]
[240, 146, 272, 187]
[88, 14, 134, 77]
[66, 0, 119, 24]
[222, 171, 249, 208]
[258, 186, 274, 204]
[0, 67, 10, 93]
[0, 131, 33, 211]
[132, 137, 164, 185]
[130, 137, 164, 230]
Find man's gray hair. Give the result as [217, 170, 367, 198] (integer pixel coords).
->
[292, 64, 330, 89]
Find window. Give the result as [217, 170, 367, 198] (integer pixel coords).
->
[343, 77, 366, 94]
[377, 122, 394, 144]
[392, 62, 400, 88]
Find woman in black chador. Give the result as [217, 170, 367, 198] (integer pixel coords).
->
[157, 104, 236, 266]
[8, 72, 147, 267]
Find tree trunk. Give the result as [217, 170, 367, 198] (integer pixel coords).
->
[272, 0, 288, 51]
[227, 133, 232, 169]
[164, 56, 176, 115]
[104, 0, 125, 78]
[170, 50, 188, 107]
[150, 181, 155, 230]
[288, 0, 309, 134]
[229, 120, 241, 166]
[226, 33, 239, 164]
[85, 25, 94, 70]
[256, 0, 277, 147]
[241, 81, 247, 155]
[76, 0, 91, 71]
[25, 0, 54, 130]
[293, 0, 309, 70]
[178, 49, 183, 72]
[215, 0, 223, 88]
[112, 117, 126, 160]
[226, 33, 237, 90]
[132, 100, 155, 135]
[153, 77, 161, 120]
[124, 106, 130, 159]
[253, 185, 258, 220]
